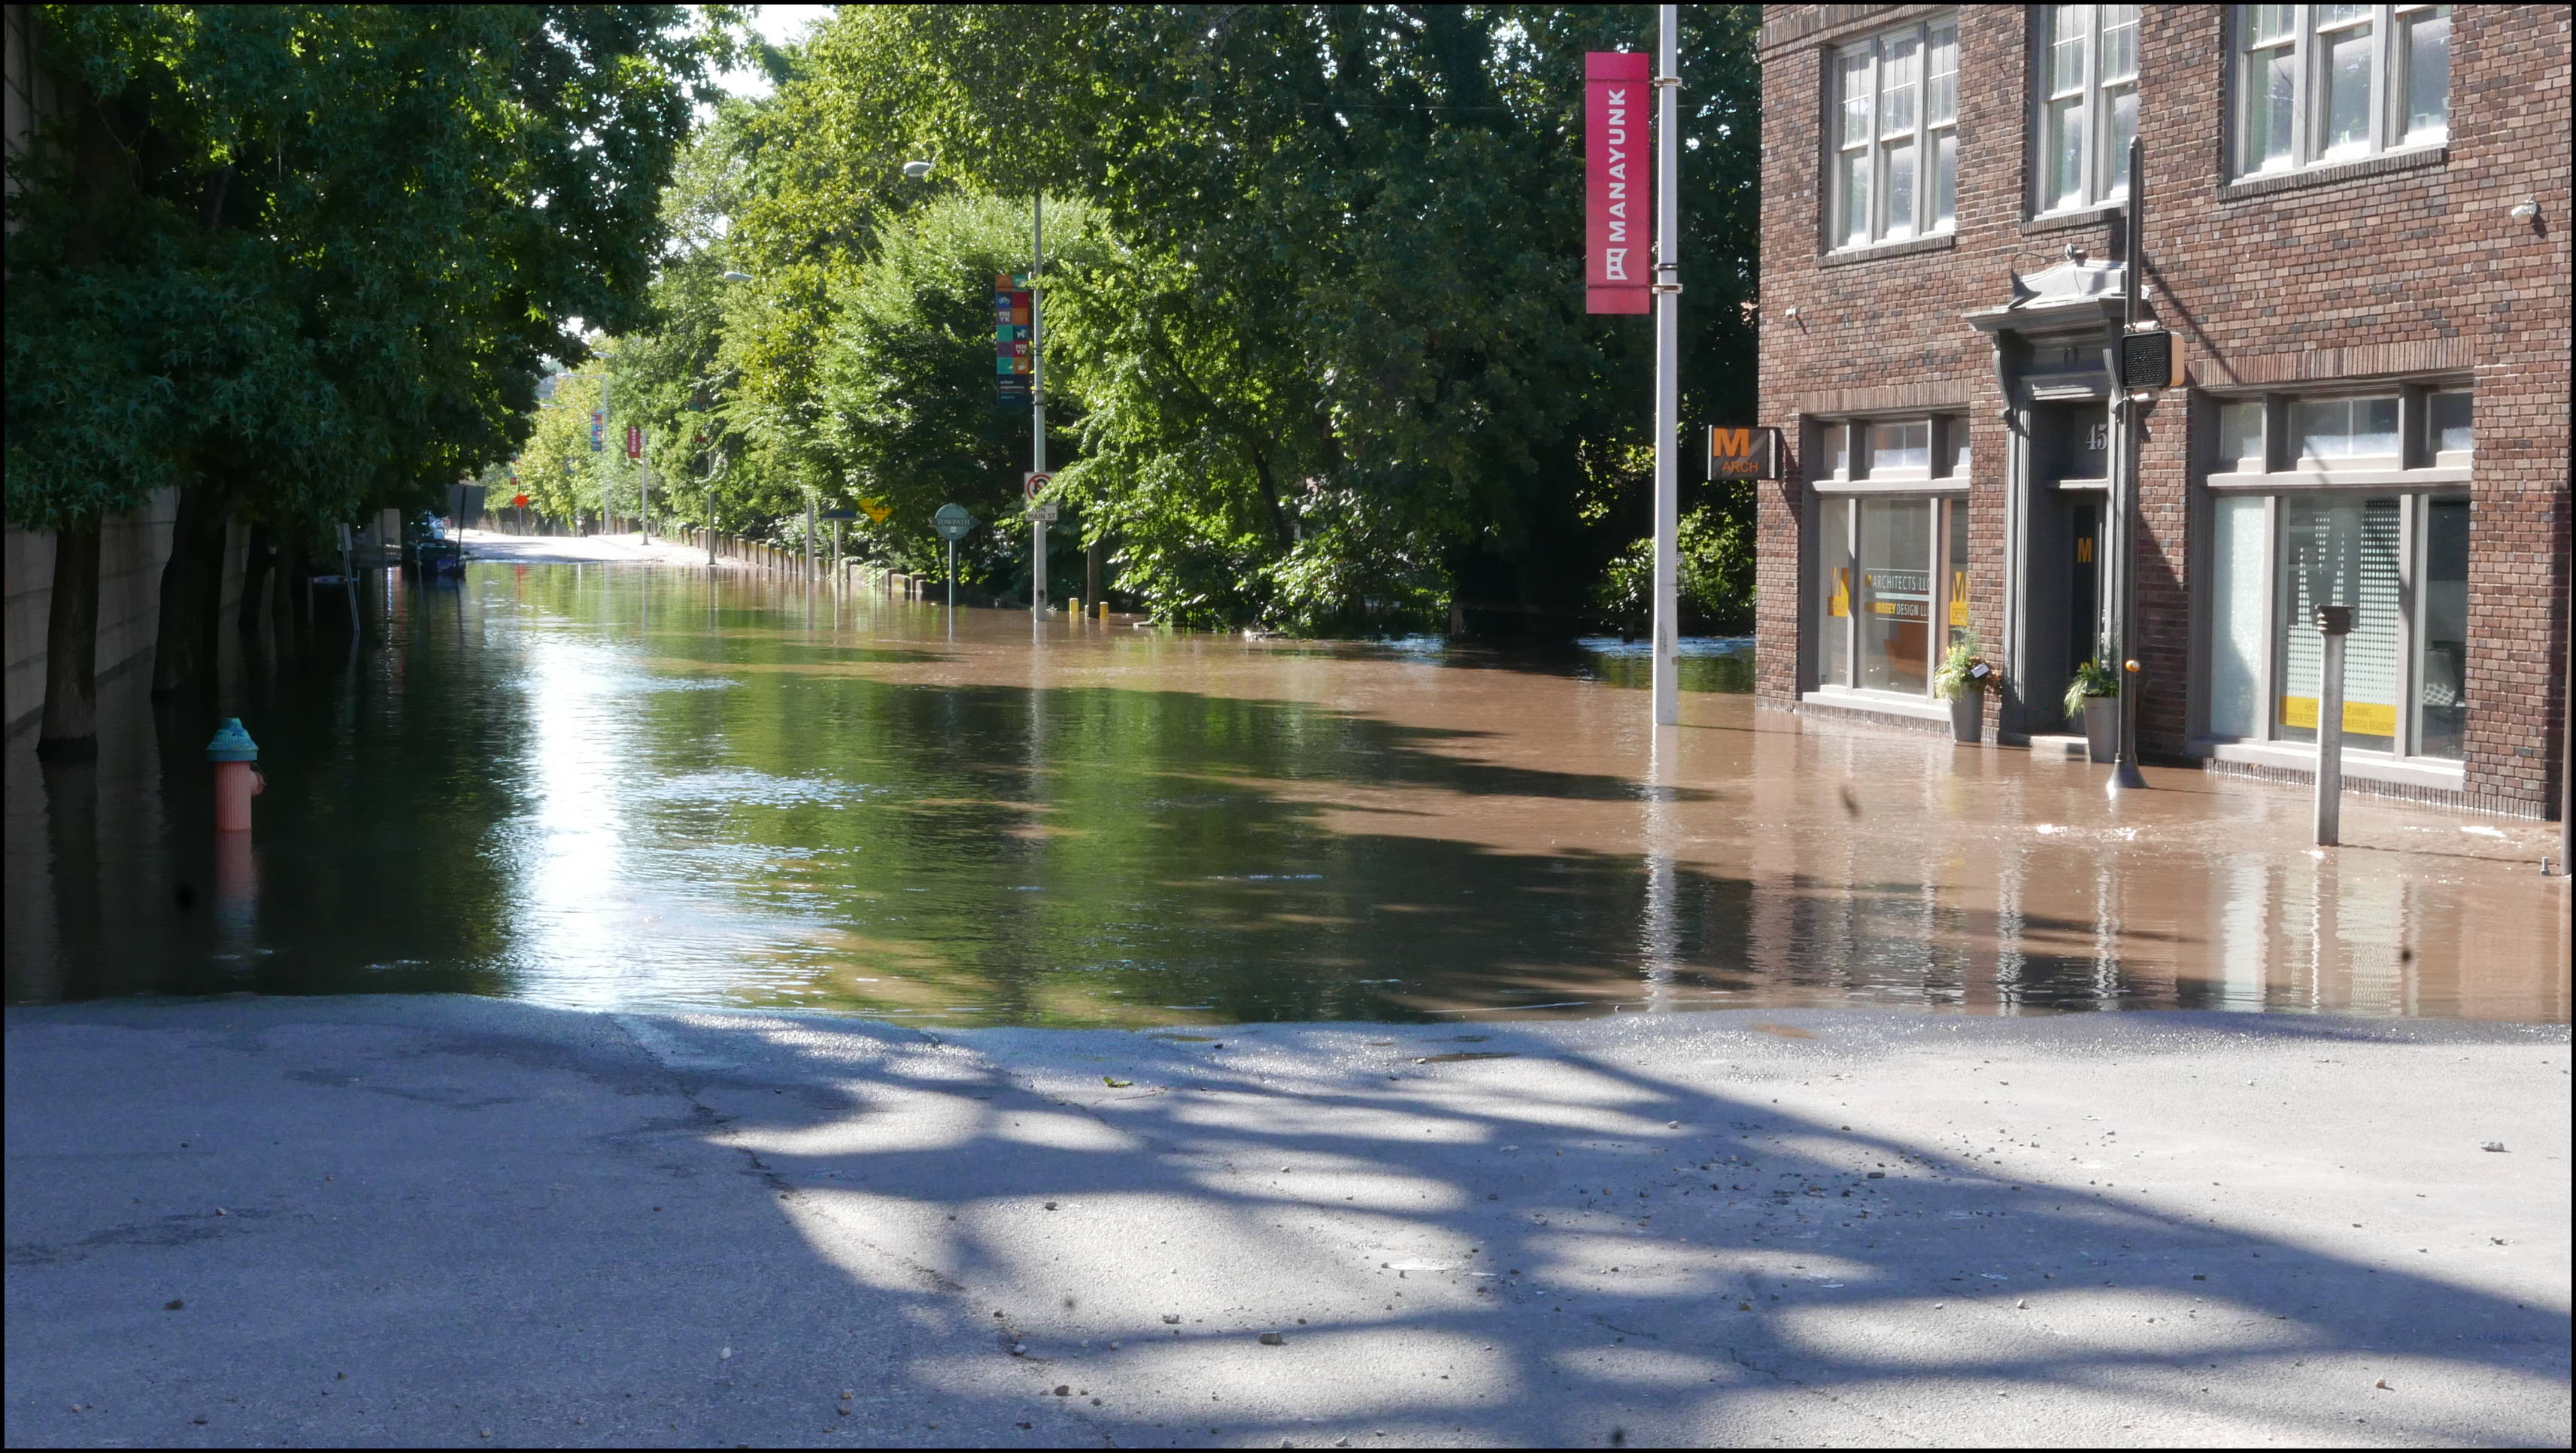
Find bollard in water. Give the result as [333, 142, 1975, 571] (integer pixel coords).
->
[2313, 605, 2352, 846]
[206, 717, 265, 834]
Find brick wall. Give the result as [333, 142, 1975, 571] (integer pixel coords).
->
[1756, 3, 2571, 813]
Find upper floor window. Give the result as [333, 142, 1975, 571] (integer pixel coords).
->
[1832, 17, 1958, 249]
[2236, 5, 2448, 179]
[2037, 5, 2138, 214]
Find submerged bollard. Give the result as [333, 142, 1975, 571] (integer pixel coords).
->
[207, 718, 265, 834]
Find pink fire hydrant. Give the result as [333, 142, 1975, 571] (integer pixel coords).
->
[207, 718, 265, 833]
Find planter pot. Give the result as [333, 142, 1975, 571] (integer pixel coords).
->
[2081, 696, 2119, 763]
[1948, 689, 1984, 744]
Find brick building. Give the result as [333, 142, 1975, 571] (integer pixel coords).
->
[1752, 4, 2569, 818]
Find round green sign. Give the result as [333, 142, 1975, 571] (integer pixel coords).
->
[932, 503, 975, 541]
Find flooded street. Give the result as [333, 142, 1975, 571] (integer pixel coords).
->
[6, 550, 2566, 1024]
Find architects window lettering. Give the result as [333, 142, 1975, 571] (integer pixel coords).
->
[1833, 18, 1959, 249]
[2037, 5, 2140, 214]
[2235, 5, 2448, 178]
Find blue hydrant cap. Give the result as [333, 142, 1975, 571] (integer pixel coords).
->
[205, 718, 259, 763]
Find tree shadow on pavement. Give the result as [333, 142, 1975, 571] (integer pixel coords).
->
[642, 1007, 2568, 1448]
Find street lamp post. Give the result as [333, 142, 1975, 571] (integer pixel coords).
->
[2109, 134, 2150, 793]
[1030, 193, 1048, 625]
[1649, 4, 1682, 730]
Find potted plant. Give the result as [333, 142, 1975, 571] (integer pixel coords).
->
[1933, 635, 1997, 744]
[2064, 655, 2121, 763]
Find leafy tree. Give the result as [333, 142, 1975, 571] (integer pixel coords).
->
[5, 4, 733, 736]
[587, 4, 1764, 633]
[815, 194, 1099, 592]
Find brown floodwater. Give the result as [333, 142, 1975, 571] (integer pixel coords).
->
[5, 551, 2567, 1023]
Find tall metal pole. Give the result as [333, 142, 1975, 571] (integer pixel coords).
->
[2313, 606, 2350, 845]
[1031, 193, 1049, 623]
[2108, 134, 2149, 792]
[639, 429, 651, 543]
[1649, 5, 1681, 728]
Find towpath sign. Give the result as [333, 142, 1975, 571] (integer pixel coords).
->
[933, 503, 975, 541]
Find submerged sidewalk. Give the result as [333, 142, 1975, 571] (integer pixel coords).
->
[6, 996, 2567, 1448]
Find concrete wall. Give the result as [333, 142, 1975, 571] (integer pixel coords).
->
[5, 501, 253, 735]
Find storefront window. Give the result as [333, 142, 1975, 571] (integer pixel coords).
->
[2207, 495, 2268, 738]
[2216, 400, 2265, 473]
[2276, 496, 2401, 752]
[1867, 420, 1931, 476]
[2416, 499, 2468, 759]
[1813, 457, 1971, 699]
[2294, 396, 2399, 461]
[2427, 391, 2471, 458]
[1819, 497, 1853, 687]
[2202, 385, 2469, 762]
[1858, 498, 1933, 693]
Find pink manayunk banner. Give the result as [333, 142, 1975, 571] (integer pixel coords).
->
[1585, 50, 1652, 315]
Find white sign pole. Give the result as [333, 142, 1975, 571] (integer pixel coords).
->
[1030, 193, 1048, 623]
[1650, 4, 1681, 728]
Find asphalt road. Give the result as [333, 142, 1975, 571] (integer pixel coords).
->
[6, 997, 2567, 1448]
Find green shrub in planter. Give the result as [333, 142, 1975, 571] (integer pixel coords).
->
[2063, 656, 2120, 718]
[1934, 635, 1998, 701]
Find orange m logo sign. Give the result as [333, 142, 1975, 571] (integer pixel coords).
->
[1707, 425, 1776, 479]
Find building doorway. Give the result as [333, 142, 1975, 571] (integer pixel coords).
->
[2016, 399, 2111, 733]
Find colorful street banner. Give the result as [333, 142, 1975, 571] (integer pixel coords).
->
[590, 409, 606, 452]
[994, 271, 1033, 399]
[1585, 51, 1652, 315]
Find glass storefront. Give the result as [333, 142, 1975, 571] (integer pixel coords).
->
[1858, 499, 1933, 693]
[2200, 384, 2471, 765]
[2277, 496, 2401, 752]
[2207, 495, 2268, 739]
[2417, 498, 2469, 760]
[1819, 497, 1853, 687]
[2203, 491, 2469, 761]
[1812, 490, 1969, 699]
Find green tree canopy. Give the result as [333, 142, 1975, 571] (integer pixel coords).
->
[549, 4, 1763, 633]
[5, 4, 735, 539]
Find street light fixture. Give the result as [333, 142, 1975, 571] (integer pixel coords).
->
[720, 271, 753, 283]
[901, 160, 933, 179]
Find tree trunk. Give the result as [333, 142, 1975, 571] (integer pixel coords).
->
[37, 520, 102, 757]
[238, 523, 273, 631]
[151, 481, 236, 698]
[274, 533, 302, 631]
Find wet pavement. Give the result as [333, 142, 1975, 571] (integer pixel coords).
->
[5, 996, 2566, 1448]
[5, 546, 2567, 1024]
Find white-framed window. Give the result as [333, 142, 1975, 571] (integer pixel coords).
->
[2235, 5, 2449, 179]
[2201, 385, 2473, 761]
[2036, 5, 2139, 215]
[2207, 386, 2468, 479]
[2426, 390, 2471, 463]
[1831, 17, 1959, 249]
[2293, 395, 2401, 462]
[1813, 417, 1970, 481]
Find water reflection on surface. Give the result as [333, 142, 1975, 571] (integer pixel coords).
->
[5, 560, 2565, 1023]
